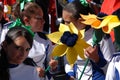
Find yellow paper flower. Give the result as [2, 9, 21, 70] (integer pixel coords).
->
[47, 23, 90, 65]
[80, 14, 120, 34]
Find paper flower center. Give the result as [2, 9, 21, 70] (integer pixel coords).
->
[60, 31, 78, 47]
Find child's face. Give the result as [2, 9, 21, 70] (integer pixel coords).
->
[29, 8, 45, 32]
[62, 10, 86, 30]
[4, 36, 31, 64]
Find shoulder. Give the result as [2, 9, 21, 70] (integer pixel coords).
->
[111, 52, 120, 62]
[9, 63, 40, 80]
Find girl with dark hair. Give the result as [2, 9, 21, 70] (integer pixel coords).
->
[62, 0, 115, 80]
[0, 2, 58, 80]
[0, 26, 40, 80]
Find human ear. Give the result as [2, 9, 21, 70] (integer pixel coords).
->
[23, 16, 30, 25]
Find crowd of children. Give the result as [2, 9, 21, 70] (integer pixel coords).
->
[0, 0, 120, 80]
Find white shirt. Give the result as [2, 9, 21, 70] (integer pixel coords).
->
[106, 52, 120, 80]
[28, 33, 53, 68]
[9, 63, 40, 80]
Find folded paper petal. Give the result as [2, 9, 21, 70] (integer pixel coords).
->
[80, 14, 101, 29]
[82, 18, 98, 25]
[99, 15, 119, 28]
[66, 47, 78, 64]
[102, 22, 120, 33]
[78, 29, 85, 39]
[59, 23, 70, 32]
[77, 37, 90, 49]
[69, 23, 78, 34]
[80, 13, 97, 20]
[46, 32, 63, 44]
[74, 37, 90, 60]
[74, 43, 85, 60]
[51, 44, 67, 56]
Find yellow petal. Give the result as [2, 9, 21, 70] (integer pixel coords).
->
[59, 23, 70, 32]
[102, 22, 120, 34]
[81, 18, 97, 25]
[77, 37, 90, 49]
[78, 29, 85, 39]
[69, 22, 78, 34]
[74, 43, 85, 60]
[99, 15, 119, 28]
[80, 13, 97, 20]
[51, 44, 67, 57]
[46, 32, 63, 44]
[73, 36, 90, 60]
[66, 47, 78, 65]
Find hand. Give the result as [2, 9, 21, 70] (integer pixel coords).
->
[49, 59, 58, 70]
[36, 67, 45, 77]
[69, 76, 75, 80]
[85, 46, 99, 63]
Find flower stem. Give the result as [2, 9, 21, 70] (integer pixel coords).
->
[45, 56, 58, 72]
[78, 58, 90, 80]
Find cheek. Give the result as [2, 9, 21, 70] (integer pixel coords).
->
[32, 22, 43, 32]
[24, 52, 29, 57]
[7, 50, 18, 61]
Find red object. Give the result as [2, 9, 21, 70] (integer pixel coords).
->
[101, 0, 120, 15]
[0, 0, 16, 21]
[49, 0, 58, 32]
[4, 0, 16, 6]
[0, 0, 16, 6]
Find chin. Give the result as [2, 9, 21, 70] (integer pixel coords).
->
[15, 61, 23, 64]
[35, 30, 42, 32]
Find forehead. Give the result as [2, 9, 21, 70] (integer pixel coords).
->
[35, 8, 43, 16]
[62, 10, 73, 21]
[14, 36, 30, 48]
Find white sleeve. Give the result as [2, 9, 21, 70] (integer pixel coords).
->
[105, 60, 116, 80]
[0, 26, 9, 44]
[100, 37, 115, 62]
[99, 37, 115, 74]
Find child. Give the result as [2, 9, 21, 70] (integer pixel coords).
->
[0, 26, 40, 80]
[62, 0, 115, 80]
[0, 2, 57, 80]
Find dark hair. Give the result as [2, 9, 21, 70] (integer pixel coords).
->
[6, 27, 33, 47]
[0, 27, 33, 80]
[63, 0, 94, 20]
